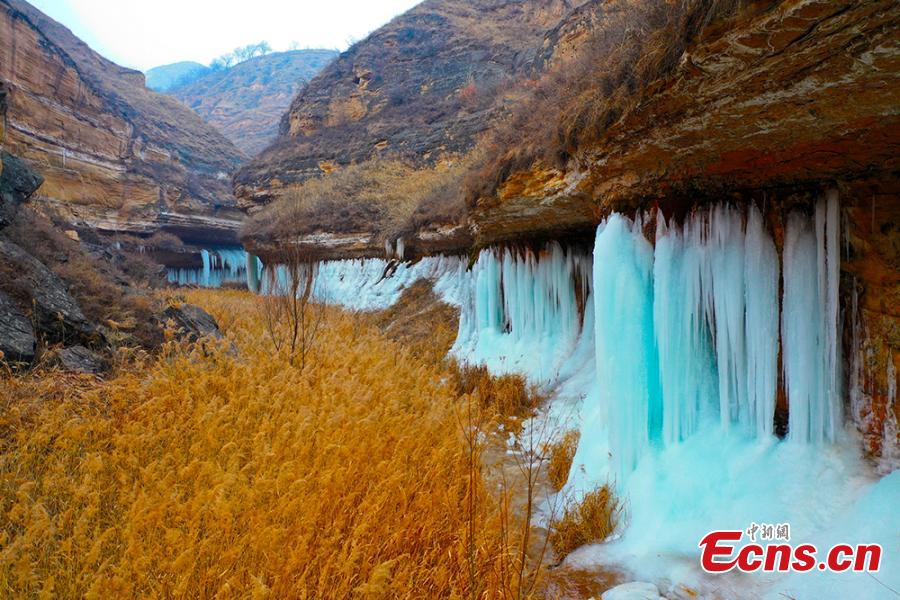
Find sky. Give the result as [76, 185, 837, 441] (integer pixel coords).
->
[27, 0, 423, 72]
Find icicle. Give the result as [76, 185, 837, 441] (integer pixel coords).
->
[246, 254, 262, 292]
[449, 243, 594, 388]
[167, 247, 253, 288]
[743, 205, 779, 437]
[654, 213, 714, 445]
[783, 194, 841, 443]
[704, 205, 749, 431]
[201, 249, 211, 286]
[592, 214, 659, 478]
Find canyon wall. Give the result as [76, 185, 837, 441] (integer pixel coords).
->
[167, 49, 338, 156]
[240, 0, 898, 463]
[0, 0, 246, 245]
[234, 0, 589, 209]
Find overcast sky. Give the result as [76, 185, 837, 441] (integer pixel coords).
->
[27, 0, 422, 72]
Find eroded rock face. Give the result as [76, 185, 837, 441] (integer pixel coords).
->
[0, 150, 42, 228]
[0, 290, 36, 364]
[52, 345, 106, 374]
[163, 304, 223, 342]
[0, 240, 96, 345]
[844, 186, 899, 467]
[0, 0, 246, 244]
[472, 0, 900, 246]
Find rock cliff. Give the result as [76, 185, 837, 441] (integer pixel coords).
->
[0, 0, 247, 245]
[234, 0, 589, 210]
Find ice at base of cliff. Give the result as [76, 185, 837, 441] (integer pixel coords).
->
[564, 431, 899, 599]
[262, 254, 469, 310]
[296, 203, 897, 599]
[562, 203, 897, 599]
[167, 247, 250, 288]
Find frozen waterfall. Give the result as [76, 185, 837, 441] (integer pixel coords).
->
[575, 198, 842, 484]
[258, 194, 897, 599]
[167, 247, 252, 288]
[451, 242, 594, 390]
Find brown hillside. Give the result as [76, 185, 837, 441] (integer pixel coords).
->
[234, 0, 588, 209]
[169, 49, 338, 156]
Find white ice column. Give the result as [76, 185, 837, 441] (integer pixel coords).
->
[782, 192, 842, 443]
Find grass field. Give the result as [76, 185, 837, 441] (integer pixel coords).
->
[0, 289, 619, 598]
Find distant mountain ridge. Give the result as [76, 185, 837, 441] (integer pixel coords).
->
[160, 49, 338, 156]
[145, 61, 210, 91]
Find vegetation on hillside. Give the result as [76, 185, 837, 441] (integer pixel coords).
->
[242, 156, 475, 243]
[169, 48, 338, 155]
[458, 0, 746, 205]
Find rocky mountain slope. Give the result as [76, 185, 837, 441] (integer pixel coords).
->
[166, 49, 337, 156]
[234, 0, 588, 209]
[0, 0, 246, 245]
[145, 61, 210, 92]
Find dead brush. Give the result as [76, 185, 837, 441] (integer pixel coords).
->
[0, 289, 539, 598]
[546, 429, 581, 492]
[550, 484, 622, 560]
[448, 361, 541, 430]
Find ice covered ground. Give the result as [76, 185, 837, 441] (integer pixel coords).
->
[564, 202, 897, 599]
[259, 199, 897, 598]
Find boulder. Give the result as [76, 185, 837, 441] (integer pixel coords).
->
[0, 290, 36, 364]
[163, 303, 223, 342]
[0, 240, 96, 344]
[0, 151, 43, 229]
[600, 582, 663, 600]
[53, 345, 106, 375]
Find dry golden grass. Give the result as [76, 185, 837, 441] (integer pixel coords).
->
[243, 157, 474, 245]
[546, 430, 580, 493]
[0, 289, 539, 598]
[447, 362, 540, 432]
[367, 280, 461, 364]
[550, 485, 621, 560]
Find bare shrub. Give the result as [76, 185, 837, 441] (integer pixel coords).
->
[551, 484, 622, 559]
[547, 429, 581, 492]
[259, 247, 325, 369]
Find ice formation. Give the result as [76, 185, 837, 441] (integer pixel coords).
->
[255, 193, 897, 599]
[167, 247, 251, 288]
[261, 254, 468, 311]
[564, 196, 899, 599]
[571, 200, 843, 487]
[450, 242, 594, 391]
[782, 190, 841, 443]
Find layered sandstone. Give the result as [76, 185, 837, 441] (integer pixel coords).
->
[0, 0, 246, 245]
